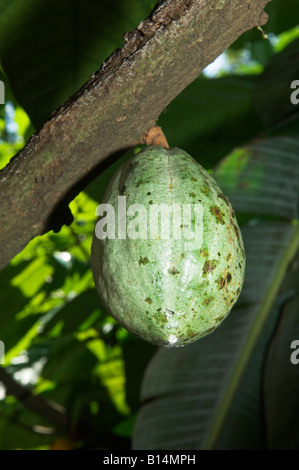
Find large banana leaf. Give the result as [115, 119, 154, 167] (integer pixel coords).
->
[263, 250, 299, 450]
[132, 137, 299, 450]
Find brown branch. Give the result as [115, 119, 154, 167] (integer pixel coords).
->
[0, 367, 68, 432]
[0, 410, 56, 436]
[0, 0, 271, 270]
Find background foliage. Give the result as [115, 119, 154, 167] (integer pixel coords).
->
[0, 0, 299, 450]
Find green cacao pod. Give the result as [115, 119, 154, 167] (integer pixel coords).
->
[91, 145, 245, 347]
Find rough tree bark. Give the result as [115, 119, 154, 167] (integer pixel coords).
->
[0, 0, 271, 270]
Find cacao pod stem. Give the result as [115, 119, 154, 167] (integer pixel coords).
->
[142, 126, 169, 149]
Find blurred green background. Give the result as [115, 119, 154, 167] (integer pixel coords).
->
[0, 0, 299, 450]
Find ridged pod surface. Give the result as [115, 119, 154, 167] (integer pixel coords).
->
[91, 146, 245, 347]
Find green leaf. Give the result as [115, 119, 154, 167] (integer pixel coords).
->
[263, 252, 299, 450]
[213, 137, 299, 220]
[211, 309, 276, 449]
[0, 261, 41, 352]
[41, 288, 104, 336]
[122, 337, 157, 413]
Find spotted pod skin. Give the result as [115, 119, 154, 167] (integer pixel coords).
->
[91, 146, 245, 347]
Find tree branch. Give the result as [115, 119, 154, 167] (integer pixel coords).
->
[0, 0, 271, 270]
[0, 367, 68, 432]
